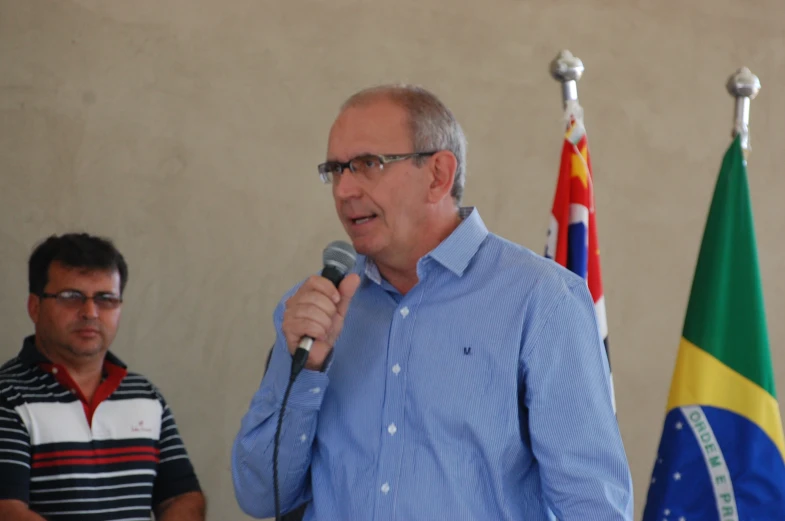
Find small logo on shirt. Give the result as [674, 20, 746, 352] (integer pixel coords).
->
[131, 420, 152, 433]
[463, 347, 472, 355]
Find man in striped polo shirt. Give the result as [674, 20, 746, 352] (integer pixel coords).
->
[0, 233, 205, 520]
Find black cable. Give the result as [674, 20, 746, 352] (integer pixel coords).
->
[273, 241, 355, 520]
[274, 351, 309, 521]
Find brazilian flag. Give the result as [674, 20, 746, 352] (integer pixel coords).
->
[643, 136, 785, 520]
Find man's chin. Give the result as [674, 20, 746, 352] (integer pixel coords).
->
[347, 238, 378, 258]
[64, 342, 106, 359]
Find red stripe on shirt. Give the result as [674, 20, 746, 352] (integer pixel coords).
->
[33, 446, 159, 461]
[32, 454, 160, 469]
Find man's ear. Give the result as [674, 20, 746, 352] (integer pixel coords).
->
[28, 294, 40, 325]
[426, 151, 458, 203]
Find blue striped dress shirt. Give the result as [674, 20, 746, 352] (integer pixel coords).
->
[232, 207, 633, 520]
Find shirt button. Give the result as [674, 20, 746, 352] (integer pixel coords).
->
[400, 307, 409, 318]
[380, 482, 390, 494]
[309, 387, 321, 394]
[51, 367, 59, 374]
[387, 423, 397, 435]
[392, 364, 401, 375]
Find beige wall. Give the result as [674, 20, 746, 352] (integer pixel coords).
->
[2, 0, 784, 519]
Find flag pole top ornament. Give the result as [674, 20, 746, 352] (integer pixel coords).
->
[726, 67, 761, 99]
[726, 67, 761, 154]
[550, 50, 583, 109]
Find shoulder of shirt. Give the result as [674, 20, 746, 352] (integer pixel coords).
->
[120, 371, 164, 399]
[0, 355, 22, 375]
[0, 355, 33, 386]
[0, 356, 43, 406]
[122, 370, 155, 385]
[480, 232, 587, 294]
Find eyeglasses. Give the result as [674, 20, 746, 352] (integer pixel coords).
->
[317, 151, 437, 184]
[39, 290, 123, 310]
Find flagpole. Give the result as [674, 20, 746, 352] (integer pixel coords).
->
[726, 67, 761, 156]
[549, 50, 584, 109]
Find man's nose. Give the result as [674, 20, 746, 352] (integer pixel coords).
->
[333, 169, 363, 199]
[79, 298, 99, 318]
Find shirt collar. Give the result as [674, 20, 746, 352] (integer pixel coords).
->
[18, 334, 127, 369]
[426, 206, 488, 276]
[361, 206, 489, 285]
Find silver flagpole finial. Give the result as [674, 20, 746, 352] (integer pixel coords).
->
[550, 50, 584, 109]
[726, 67, 761, 154]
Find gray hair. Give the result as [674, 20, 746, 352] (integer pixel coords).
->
[340, 84, 468, 205]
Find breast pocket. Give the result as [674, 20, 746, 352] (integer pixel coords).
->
[406, 337, 498, 428]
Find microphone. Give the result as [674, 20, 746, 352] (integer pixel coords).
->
[290, 240, 357, 377]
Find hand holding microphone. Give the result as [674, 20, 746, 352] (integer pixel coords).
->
[275, 241, 358, 520]
[282, 241, 359, 375]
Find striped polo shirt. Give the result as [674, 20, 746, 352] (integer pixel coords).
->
[0, 336, 201, 520]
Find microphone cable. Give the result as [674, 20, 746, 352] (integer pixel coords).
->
[272, 240, 356, 521]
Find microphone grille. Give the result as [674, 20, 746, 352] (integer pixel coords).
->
[323, 240, 357, 274]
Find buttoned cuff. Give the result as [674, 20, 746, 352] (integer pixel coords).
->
[282, 369, 329, 410]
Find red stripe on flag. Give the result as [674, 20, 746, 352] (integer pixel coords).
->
[548, 136, 573, 267]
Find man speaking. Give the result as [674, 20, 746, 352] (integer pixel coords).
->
[232, 84, 633, 520]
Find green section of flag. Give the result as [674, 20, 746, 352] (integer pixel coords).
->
[681, 135, 774, 396]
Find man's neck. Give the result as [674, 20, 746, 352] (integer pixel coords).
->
[36, 338, 104, 403]
[375, 208, 463, 295]
[376, 264, 419, 295]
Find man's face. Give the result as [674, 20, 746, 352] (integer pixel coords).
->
[28, 262, 123, 361]
[328, 98, 433, 261]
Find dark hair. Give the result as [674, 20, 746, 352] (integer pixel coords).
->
[28, 233, 129, 295]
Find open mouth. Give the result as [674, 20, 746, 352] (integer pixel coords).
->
[350, 214, 377, 225]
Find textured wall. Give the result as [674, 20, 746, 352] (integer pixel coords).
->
[1, 0, 784, 519]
